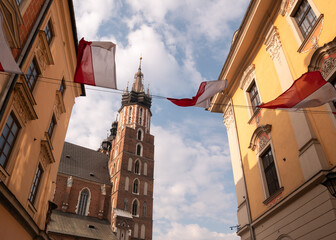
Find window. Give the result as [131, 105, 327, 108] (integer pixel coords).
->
[44, 20, 54, 44]
[77, 188, 90, 215]
[134, 160, 140, 174]
[128, 158, 132, 171]
[0, 113, 20, 167]
[247, 81, 261, 113]
[143, 163, 147, 176]
[144, 182, 148, 195]
[124, 198, 128, 211]
[28, 164, 43, 204]
[128, 107, 132, 124]
[136, 144, 142, 156]
[132, 200, 138, 216]
[142, 202, 147, 217]
[25, 59, 39, 91]
[59, 78, 66, 96]
[134, 223, 139, 238]
[293, 0, 317, 39]
[125, 177, 129, 191]
[47, 115, 56, 139]
[133, 179, 139, 194]
[140, 224, 145, 239]
[139, 108, 143, 125]
[137, 129, 142, 141]
[261, 147, 280, 196]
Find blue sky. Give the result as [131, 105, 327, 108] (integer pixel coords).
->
[66, 0, 250, 239]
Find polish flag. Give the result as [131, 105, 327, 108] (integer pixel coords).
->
[258, 71, 336, 110]
[0, 14, 22, 74]
[167, 80, 227, 108]
[74, 38, 117, 89]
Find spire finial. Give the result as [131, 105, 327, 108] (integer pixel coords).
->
[139, 55, 142, 70]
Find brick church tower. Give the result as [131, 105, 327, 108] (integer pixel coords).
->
[108, 59, 154, 240]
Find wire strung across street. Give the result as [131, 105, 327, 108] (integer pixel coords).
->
[1, 72, 335, 115]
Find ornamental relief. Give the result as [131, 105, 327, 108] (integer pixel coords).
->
[240, 64, 255, 91]
[13, 93, 29, 126]
[265, 26, 282, 62]
[321, 57, 336, 80]
[223, 104, 234, 130]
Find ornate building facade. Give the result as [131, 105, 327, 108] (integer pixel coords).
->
[109, 62, 154, 240]
[0, 0, 84, 239]
[210, 0, 336, 239]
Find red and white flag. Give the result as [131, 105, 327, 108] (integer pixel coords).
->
[258, 71, 336, 110]
[167, 80, 227, 108]
[0, 14, 22, 74]
[74, 38, 117, 89]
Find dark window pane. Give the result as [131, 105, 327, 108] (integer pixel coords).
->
[294, 0, 317, 38]
[261, 148, 280, 196]
[44, 21, 53, 44]
[25, 60, 39, 91]
[0, 113, 20, 167]
[28, 164, 43, 204]
[248, 81, 261, 113]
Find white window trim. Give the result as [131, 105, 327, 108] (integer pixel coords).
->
[136, 143, 143, 156]
[137, 128, 144, 141]
[285, 0, 321, 47]
[132, 199, 140, 217]
[132, 178, 140, 195]
[134, 159, 141, 175]
[75, 187, 91, 216]
[256, 140, 282, 199]
[240, 64, 262, 120]
[128, 158, 133, 171]
[143, 162, 148, 176]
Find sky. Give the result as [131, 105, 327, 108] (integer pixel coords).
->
[66, 0, 250, 239]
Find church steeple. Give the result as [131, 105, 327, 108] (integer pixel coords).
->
[121, 58, 152, 109]
[132, 57, 144, 92]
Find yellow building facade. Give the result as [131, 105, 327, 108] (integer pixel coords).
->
[0, 0, 84, 239]
[211, 0, 336, 239]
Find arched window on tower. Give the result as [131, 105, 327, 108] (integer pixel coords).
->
[124, 198, 128, 211]
[137, 129, 142, 141]
[128, 107, 132, 124]
[136, 144, 142, 156]
[77, 188, 90, 216]
[134, 160, 140, 174]
[132, 199, 139, 216]
[139, 108, 143, 125]
[140, 224, 146, 239]
[133, 179, 139, 194]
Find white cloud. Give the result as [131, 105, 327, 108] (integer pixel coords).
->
[154, 222, 239, 240]
[73, 0, 118, 39]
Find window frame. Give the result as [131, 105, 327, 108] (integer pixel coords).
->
[293, 0, 318, 39]
[133, 179, 139, 194]
[0, 112, 21, 168]
[28, 163, 43, 204]
[44, 19, 54, 45]
[257, 143, 282, 199]
[59, 78, 66, 96]
[76, 188, 91, 216]
[25, 58, 40, 91]
[132, 199, 139, 216]
[247, 81, 261, 114]
[286, 0, 321, 46]
[47, 114, 56, 140]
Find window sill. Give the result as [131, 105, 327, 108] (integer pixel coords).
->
[263, 187, 284, 206]
[298, 14, 324, 53]
[248, 107, 261, 124]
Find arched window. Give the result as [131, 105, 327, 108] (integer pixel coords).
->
[124, 198, 128, 211]
[140, 224, 145, 239]
[132, 199, 139, 216]
[139, 108, 143, 125]
[142, 202, 147, 217]
[114, 146, 118, 158]
[134, 160, 140, 174]
[128, 158, 132, 171]
[144, 182, 148, 195]
[77, 188, 90, 216]
[143, 162, 147, 176]
[133, 179, 139, 194]
[128, 107, 132, 124]
[134, 223, 139, 238]
[125, 177, 129, 191]
[137, 129, 142, 141]
[136, 144, 142, 156]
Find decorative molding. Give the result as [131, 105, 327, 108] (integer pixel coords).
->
[258, 136, 269, 152]
[13, 77, 38, 126]
[54, 91, 66, 120]
[265, 26, 282, 62]
[34, 30, 54, 71]
[279, 0, 289, 16]
[308, 37, 336, 80]
[223, 103, 235, 130]
[240, 64, 255, 90]
[101, 184, 106, 195]
[66, 176, 73, 187]
[249, 124, 272, 151]
[298, 15, 324, 53]
[40, 133, 55, 165]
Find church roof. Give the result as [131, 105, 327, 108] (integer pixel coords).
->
[48, 210, 117, 240]
[58, 142, 110, 185]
